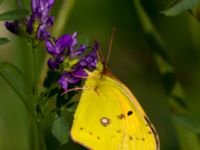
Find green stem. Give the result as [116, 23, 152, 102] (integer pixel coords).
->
[33, 1, 76, 149]
[38, 0, 76, 91]
[31, 48, 46, 150]
[52, 0, 76, 37]
[132, 0, 200, 149]
[36, 121, 46, 150]
[32, 48, 38, 96]
[31, 118, 46, 150]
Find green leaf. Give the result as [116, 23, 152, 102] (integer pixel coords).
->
[0, 62, 34, 114]
[0, 37, 9, 45]
[190, 1, 200, 21]
[173, 113, 200, 133]
[52, 113, 69, 144]
[0, 9, 29, 21]
[0, 0, 4, 5]
[161, 0, 199, 16]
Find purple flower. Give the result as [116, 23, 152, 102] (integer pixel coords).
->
[57, 41, 99, 91]
[46, 33, 77, 70]
[58, 72, 81, 91]
[76, 41, 99, 69]
[46, 34, 74, 55]
[46, 32, 99, 91]
[27, 0, 55, 40]
[5, 0, 54, 42]
[58, 67, 89, 91]
[4, 21, 19, 34]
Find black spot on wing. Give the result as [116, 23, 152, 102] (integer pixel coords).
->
[116, 129, 121, 133]
[128, 135, 146, 142]
[79, 126, 102, 141]
[129, 136, 133, 140]
[117, 113, 125, 119]
[127, 111, 133, 116]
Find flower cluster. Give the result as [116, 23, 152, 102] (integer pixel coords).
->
[46, 33, 99, 91]
[5, 0, 54, 42]
[4, 0, 99, 91]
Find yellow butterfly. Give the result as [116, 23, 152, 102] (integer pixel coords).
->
[70, 59, 160, 150]
[70, 30, 160, 149]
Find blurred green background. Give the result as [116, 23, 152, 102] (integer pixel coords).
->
[1, 0, 200, 150]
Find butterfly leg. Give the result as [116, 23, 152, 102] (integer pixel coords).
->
[61, 87, 88, 95]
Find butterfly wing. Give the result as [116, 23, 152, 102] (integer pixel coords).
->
[105, 76, 160, 150]
[71, 73, 159, 150]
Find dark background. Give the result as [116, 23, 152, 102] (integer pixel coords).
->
[1, 0, 200, 149]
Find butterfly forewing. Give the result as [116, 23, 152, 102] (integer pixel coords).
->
[71, 72, 159, 150]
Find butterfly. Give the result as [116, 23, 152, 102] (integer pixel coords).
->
[70, 30, 160, 150]
[70, 58, 160, 150]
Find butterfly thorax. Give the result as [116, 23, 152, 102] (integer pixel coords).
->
[83, 69, 102, 90]
[84, 61, 111, 90]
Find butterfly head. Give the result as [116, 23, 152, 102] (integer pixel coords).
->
[83, 59, 109, 89]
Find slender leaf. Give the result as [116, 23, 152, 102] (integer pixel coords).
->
[0, 37, 9, 45]
[0, 9, 29, 21]
[0, 62, 34, 114]
[133, 0, 200, 149]
[173, 113, 200, 133]
[162, 0, 199, 16]
[52, 113, 69, 144]
[190, 1, 200, 21]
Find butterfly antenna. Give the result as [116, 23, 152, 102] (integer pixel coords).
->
[97, 48, 105, 63]
[106, 27, 116, 65]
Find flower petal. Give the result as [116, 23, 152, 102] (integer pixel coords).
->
[55, 34, 73, 51]
[58, 74, 69, 91]
[68, 76, 80, 84]
[72, 69, 87, 77]
[46, 40, 56, 55]
[31, 0, 39, 12]
[4, 21, 19, 34]
[47, 58, 58, 70]
[55, 55, 64, 63]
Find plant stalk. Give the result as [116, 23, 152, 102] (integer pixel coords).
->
[32, 48, 38, 96]
[33, 1, 76, 149]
